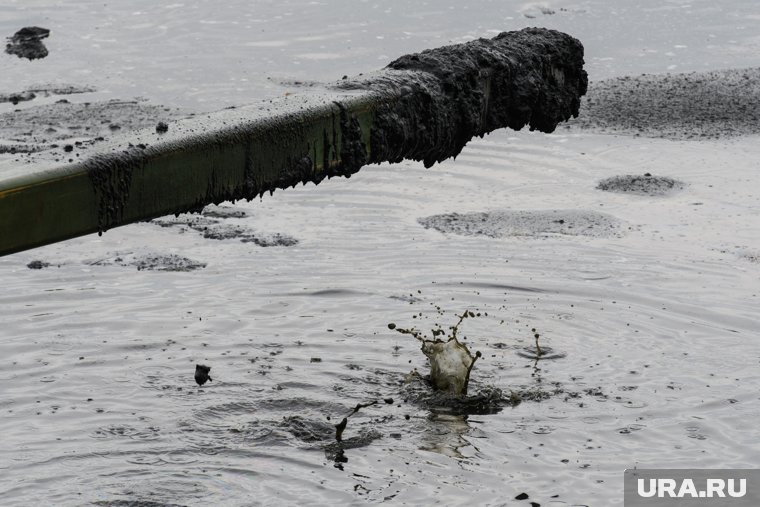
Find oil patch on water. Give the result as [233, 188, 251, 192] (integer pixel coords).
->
[596, 173, 685, 196]
[418, 209, 622, 239]
[565, 67, 760, 139]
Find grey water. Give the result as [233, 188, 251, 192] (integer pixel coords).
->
[2, 1, 760, 505]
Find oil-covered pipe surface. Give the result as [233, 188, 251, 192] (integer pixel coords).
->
[0, 27, 587, 256]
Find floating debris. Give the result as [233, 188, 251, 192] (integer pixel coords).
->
[334, 401, 378, 442]
[194, 364, 212, 386]
[596, 173, 685, 196]
[87, 251, 207, 272]
[0, 91, 36, 105]
[5, 26, 50, 60]
[419, 209, 622, 239]
[26, 260, 51, 269]
[151, 214, 297, 247]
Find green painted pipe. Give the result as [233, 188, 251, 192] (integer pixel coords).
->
[0, 28, 587, 256]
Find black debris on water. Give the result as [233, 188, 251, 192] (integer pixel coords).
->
[26, 260, 51, 269]
[418, 210, 622, 239]
[334, 417, 348, 442]
[596, 174, 685, 196]
[150, 214, 298, 247]
[0, 91, 36, 105]
[194, 364, 212, 386]
[5, 26, 50, 60]
[88, 252, 207, 272]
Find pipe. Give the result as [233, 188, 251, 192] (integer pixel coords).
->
[0, 27, 587, 256]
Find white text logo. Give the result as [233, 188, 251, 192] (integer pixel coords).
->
[637, 478, 746, 499]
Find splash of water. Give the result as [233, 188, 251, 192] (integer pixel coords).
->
[390, 310, 482, 396]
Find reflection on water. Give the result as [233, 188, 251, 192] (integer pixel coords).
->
[420, 413, 472, 459]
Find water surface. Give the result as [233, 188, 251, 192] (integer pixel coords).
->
[2, 1, 760, 505]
